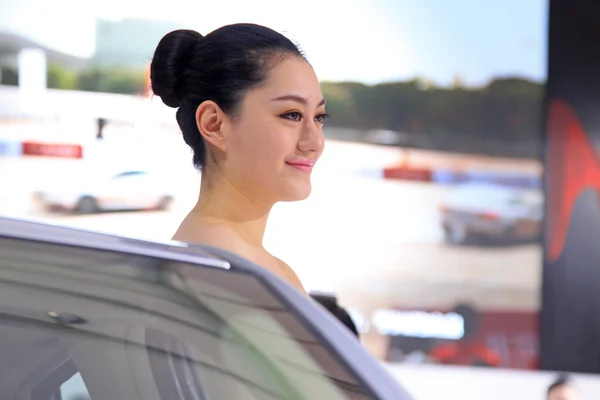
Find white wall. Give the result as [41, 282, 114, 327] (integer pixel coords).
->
[0, 85, 175, 124]
[386, 363, 600, 400]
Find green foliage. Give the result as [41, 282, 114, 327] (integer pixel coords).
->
[322, 78, 543, 138]
[0, 68, 18, 86]
[46, 64, 146, 95]
[321, 77, 544, 156]
[47, 63, 78, 90]
[77, 66, 146, 94]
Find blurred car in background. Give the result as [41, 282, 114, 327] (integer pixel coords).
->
[439, 183, 543, 245]
[34, 167, 175, 214]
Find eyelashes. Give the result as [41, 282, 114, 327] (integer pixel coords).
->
[315, 113, 330, 124]
[281, 111, 330, 124]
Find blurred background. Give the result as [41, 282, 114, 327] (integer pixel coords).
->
[2, 0, 590, 398]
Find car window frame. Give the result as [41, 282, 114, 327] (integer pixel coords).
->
[0, 216, 413, 400]
[197, 244, 414, 400]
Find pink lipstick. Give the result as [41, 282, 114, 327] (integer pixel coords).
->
[286, 159, 316, 172]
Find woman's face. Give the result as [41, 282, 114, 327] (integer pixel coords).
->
[221, 56, 326, 204]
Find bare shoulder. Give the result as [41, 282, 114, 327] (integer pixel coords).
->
[174, 220, 305, 292]
[173, 221, 247, 254]
[275, 257, 306, 292]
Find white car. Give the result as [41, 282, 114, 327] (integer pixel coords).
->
[440, 183, 543, 245]
[35, 168, 176, 214]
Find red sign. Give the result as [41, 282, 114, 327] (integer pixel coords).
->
[477, 311, 538, 369]
[429, 311, 538, 369]
[21, 141, 83, 159]
[385, 308, 538, 369]
[383, 166, 433, 181]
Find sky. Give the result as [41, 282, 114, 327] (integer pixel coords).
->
[4, 0, 548, 86]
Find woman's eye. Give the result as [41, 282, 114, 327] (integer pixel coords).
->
[315, 113, 330, 124]
[281, 112, 303, 121]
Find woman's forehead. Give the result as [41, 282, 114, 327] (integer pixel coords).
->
[258, 57, 322, 100]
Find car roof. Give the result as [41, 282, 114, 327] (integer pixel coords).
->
[0, 216, 230, 270]
[0, 215, 413, 400]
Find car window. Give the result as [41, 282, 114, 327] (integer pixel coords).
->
[509, 192, 543, 207]
[60, 372, 90, 400]
[113, 170, 148, 179]
[0, 236, 374, 400]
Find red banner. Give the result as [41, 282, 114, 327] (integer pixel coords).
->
[21, 141, 83, 159]
[383, 166, 433, 181]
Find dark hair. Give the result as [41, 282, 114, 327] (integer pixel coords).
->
[548, 374, 572, 395]
[310, 293, 360, 337]
[452, 303, 480, 339]
[150, 23, 304, 170]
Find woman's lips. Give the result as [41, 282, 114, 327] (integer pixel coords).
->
[286, 159, 316, 172]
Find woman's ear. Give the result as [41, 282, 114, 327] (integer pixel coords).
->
[195, 100, 227, 152]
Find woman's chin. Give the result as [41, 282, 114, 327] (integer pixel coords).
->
[279, 184, 312, 202]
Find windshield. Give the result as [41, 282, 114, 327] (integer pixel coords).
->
[0, 236, 373, 400]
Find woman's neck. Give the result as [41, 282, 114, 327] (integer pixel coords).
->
[192, 175, 273, 247]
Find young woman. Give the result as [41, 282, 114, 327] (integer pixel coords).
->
[150, 24, 327, 292]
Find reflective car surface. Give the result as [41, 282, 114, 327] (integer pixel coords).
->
[0, 216, 412, 400]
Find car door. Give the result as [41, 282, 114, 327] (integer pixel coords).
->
[0, 218, 413, 400]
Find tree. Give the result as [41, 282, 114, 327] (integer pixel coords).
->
[77, 66, 146, 94]
[0, 68, 18, 86]
[47, 63, 78, 90]
[317, 76, 544, 157]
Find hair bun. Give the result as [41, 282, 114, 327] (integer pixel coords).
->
[150, 29, 203, 108]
